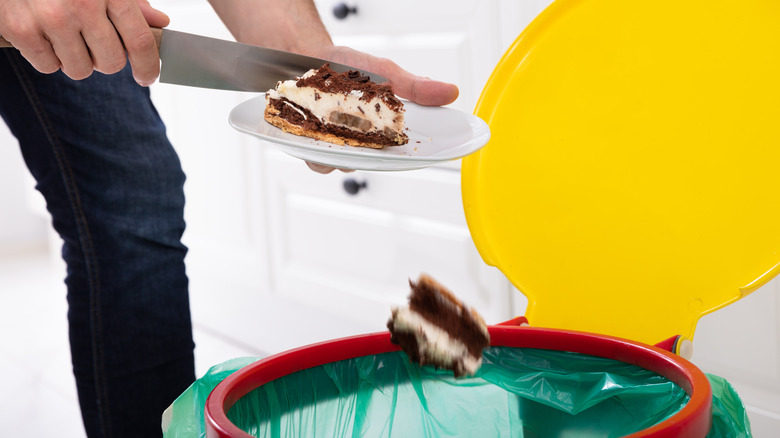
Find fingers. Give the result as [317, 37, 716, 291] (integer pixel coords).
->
[402, 75, 460, 107]
[0, 5, 63, 74]
[377, 58, 459, 106]
[306, 162, 354, 174]
[0, 0, 165, 84]
[81, 18, 128, 75]
[108, 0, 160, 85]
[46, 30, 94, 80]
[135, 0, 170, 28]
[1, 1, 127, 80]
[326, 46, 460, 107]
[6, 27, 62, 74]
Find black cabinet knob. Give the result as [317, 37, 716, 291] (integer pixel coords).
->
[333, 3, 358, 20]
[343, 178, 367, 195]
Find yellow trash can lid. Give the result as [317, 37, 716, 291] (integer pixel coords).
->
[462, 0, 780, 346]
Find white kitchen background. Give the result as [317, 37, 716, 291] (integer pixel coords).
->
[1, 0, 779, 436]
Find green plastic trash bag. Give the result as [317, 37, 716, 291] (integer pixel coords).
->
[229, 348, 686, 437]
[162, 347, 752, 437]
[706, 374, 751, 438]
[163, 357, 260, 437]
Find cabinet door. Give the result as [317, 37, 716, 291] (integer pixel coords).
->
[264, 150, 514, 330]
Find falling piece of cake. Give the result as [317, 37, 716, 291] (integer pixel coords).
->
[264, 63, 409, 149]
[387, 274, 490, 377]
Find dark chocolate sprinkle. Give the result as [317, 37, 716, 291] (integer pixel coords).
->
[294, 63, 404, 110]
[346, 70, 370, 83]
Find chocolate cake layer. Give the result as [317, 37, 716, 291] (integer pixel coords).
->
[386, 329, 423, 363]
[268, 97, 401, 147]
[387, 274, 490, 377]
[406, 276, 490, 358]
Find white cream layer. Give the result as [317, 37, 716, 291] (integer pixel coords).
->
[391, 306, 482, 376]
[267, 69, 404, 134]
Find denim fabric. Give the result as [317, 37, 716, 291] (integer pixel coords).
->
[0, 50, 196, 437]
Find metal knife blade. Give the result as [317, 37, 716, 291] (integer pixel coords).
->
[155, 28, 388, 92]
[0, 28, 388, 91]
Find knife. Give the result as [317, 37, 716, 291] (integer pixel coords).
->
[0, 27, 387, 91]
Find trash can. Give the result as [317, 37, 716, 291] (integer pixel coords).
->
[163, 328, 749, 437]
[202, 328, 715, 437]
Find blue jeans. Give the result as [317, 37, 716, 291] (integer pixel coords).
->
[0, 50, 195, 437]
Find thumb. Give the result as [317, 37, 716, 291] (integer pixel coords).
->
[136, 0, 171, 28]
[326, 46, 459, 107]
[394, 74, 460, 107]
[374, 59, 459, 106]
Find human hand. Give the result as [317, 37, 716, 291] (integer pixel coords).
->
[0, 0, 169, 85]
[301, 46, 460, 174]
[323, 46, 460, 107]
[305, 162, 354, 174]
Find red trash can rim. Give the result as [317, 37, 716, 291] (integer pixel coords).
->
[204, 326, 712, 438]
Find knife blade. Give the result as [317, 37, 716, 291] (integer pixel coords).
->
[0, 27, 388, 91]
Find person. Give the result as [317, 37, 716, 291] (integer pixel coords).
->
[0, 0, 458, 436]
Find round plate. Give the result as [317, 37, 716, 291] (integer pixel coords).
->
[229, 95, 490, 171]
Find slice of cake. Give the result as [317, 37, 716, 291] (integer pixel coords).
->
[265, 63, 408, 148]
[387, 274, 490, 377]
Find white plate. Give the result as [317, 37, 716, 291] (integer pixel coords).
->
[228, 95, 491, 171]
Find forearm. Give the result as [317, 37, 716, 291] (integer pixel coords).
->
[207, 0, 334, 57]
